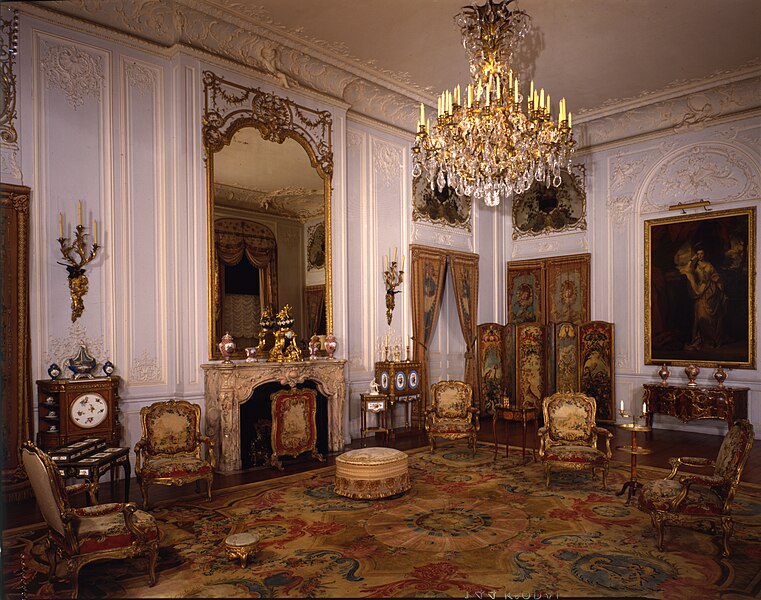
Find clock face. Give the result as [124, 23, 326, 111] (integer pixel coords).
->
[70, 393, 108, 429]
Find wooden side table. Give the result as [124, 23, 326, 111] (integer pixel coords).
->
[360, 393, 390, 446]
[615, 422, 652, 505]
[492, 405, 538, 462]
[52, 445, 131, 503]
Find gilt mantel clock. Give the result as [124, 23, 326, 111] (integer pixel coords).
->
[36, 376, 121, 449]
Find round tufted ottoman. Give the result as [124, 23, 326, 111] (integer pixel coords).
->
[334, 447, 411, 499]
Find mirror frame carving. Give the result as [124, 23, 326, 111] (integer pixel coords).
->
[202, 71, 334, 360]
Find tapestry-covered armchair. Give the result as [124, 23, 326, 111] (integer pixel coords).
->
[538, 391, 612, 488]
[638, 419, 754, 557]
[135, 399, 216, 508]
[425, 380, 479, 454]
[21, 441, 158, 597]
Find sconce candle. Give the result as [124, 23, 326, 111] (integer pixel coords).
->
[57, 204, 100, 322]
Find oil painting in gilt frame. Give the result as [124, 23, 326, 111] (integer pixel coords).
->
[645, 206, 756, 369]
[412, 176, 472, 231]
[512, 166, 587, 239]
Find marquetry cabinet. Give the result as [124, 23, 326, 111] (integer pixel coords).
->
[36, 377, 121, 450]
[374, 361, 423, 429]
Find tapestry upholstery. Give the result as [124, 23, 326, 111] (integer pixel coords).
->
[425, 380, 479, 454]
[135, 400, 215, 508]
[270, 388, 324, 470]
[538, 391, 612, 489]
[638, 419, 755, 557]
[20, 441, 158, 598]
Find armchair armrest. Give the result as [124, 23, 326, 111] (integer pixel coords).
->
[71, 502, 150, 543]
[666, 456, 714, 479]
[134, 439, 148, 472]
[592, 426, 613, 458]
[199, 433, 216, 468]
[66, 481, 98, 505]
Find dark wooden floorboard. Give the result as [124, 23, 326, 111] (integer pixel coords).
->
[4, 419, 759, 531]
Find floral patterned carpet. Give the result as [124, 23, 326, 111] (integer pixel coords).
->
[4, 444, 761, 599]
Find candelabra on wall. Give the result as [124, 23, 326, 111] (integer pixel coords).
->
[383, 247, 404, 326]
[57, 201, 99, 322]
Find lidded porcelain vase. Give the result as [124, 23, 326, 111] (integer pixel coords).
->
[219, 332, 236, 363]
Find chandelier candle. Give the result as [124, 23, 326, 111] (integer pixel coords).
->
[412, 0, 575, 207]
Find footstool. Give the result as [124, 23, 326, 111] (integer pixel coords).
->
[224, 532, 261, 567]
[334, 447, 411, 499]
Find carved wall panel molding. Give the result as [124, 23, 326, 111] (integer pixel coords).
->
[642, 143, 761, 210]
[372, 140, 403, 189]
[125, 61, 157, 95]
[607, 195, 634, 227]
[46, 324, 105, 374]
[130, 349, 162, 383]
[39, 39, 104, 110]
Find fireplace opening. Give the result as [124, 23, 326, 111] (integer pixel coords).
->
[239, 380, 329, 469]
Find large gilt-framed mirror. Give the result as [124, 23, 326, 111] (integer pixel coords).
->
[203, 71, 333, 360]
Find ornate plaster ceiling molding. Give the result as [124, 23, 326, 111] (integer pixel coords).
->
[214, 182, 323, 221]
[578, 73, 761, 150]
[25, 1, 422, 131]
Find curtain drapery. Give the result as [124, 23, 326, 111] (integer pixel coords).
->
[449, 252, 479, 397]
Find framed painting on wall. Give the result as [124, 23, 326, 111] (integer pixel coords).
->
[511, 166, 587, 239]
[546, 253, 590, 325]
[506, 260, 545, 324]
[644, 206, 756, 369]
[306, 222, 326, 271]
[412, 176, 471, 231]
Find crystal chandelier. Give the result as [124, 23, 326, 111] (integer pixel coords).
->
[411, 0, 575, 207]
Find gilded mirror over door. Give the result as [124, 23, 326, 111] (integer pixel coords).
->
[203, 71, 333, 360]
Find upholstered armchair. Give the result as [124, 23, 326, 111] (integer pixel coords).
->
[538, 391, 613, 488]
[638, 419, 754, 557]
[21, 441, 158, 597]
[135, 399, 216, 508]
[425, 380, 480, 454]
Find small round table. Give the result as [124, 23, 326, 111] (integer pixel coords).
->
[615, 422, 652, 505]
[492, 404, 539, 462]
[360, 393, 390, 447]
[224, 532, 261, 567]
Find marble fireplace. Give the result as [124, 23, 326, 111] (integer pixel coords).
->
[202, 360, 347, 473]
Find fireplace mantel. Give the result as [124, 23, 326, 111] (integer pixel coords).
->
[202, 360, 347, 473]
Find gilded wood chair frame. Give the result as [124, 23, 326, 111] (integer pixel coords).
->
[21, 441, 158, 597]
[134, 399, 216, 508]
[538, 391, 612, 488]
[637, 419, 754, 557]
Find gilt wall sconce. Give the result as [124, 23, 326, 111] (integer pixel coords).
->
[57, 201, 99, 322]
[383, 247, 404, 326]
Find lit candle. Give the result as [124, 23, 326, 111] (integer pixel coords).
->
[495, 75, 501, 100]
[58, 212, 63, 238]
[467, 84, 473, 108]
[401, 254, 405, 271]
[393, 247, 397, 262]
[93, 219, 97, 244]
[420, 103, 425, 126]
[384, 255, 388, 271]
[568, 112, 572, 128]
[642, 401, 647, 415]
[530, 80, 534, 99]
[485, 83, 491, 106]
[620, 400, 624, 412]
[539, 88, 544, 109]
[546, 94, 551, 116]
[514, 80, 518, 104]
[78, 200, 82, 226]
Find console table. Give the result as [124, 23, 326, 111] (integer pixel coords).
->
[642, 383, 748, 427]
[202, 360, 346, 473]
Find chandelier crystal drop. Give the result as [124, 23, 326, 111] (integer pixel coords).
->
[411, 0, 575, 207]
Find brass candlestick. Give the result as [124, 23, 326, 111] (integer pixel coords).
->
[383, 250, 404, 326]
[57, 205, 99, 322]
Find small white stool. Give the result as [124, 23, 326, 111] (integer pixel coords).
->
[224, 532, 261, 567]
[334, 447, 410, 499]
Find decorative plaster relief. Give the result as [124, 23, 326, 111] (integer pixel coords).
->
[40, 40, 104, 110]
[610, 153, 650, 192]
[46, 323, 105, 374]
[347, 130, 363, 149]
[125, 61, 156, 95]
[372, 141, 402, 189]
[510, 234, 589, 259]
[1, 142, 22, 181]
[607, 195, 634, 226]
[130, 349, 162, 383]
[644, 144, 759, 207]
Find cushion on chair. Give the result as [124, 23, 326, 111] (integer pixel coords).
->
[427, 419, 476, 434]
[74, 509, 159, 554]
[334, 447, 410, 499]
[542, 445, 607, 464]
[141, 456, 213, 479]
[638, 479, 724, 515]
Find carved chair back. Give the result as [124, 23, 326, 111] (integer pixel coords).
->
[714, 419, 755, 504]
